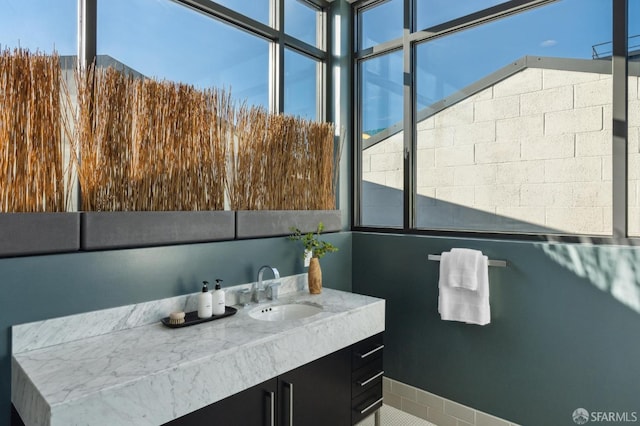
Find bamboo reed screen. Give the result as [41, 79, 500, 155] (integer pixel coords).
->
[225, 107, 337, 211]
[0, 49, 70, 212]
[75, 65, 337, 211]
[1, 48, 337, 212]
[75, 67, 228, 211]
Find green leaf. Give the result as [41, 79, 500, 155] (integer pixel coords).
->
[288, 222, 338, 259]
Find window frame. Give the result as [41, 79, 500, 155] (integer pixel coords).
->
[352, 0, 636, 245]
[79, 0, 329, 120]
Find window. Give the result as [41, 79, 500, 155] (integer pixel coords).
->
[0, 0, 329, 215]
[359, 0, 403, 50]
[0, 0, 76, 54]
[285, 0, 320, 47]
[354, 0, 636, 240]
[414, 0, 612, 235]
[96, 0, 328, 113]
[213, 0, 271, 25]
[284, 49, 319, 120]
[2, 0, 328, 116]
[97, 0, 270, 107]
[415, 0, 509, 31]
[359, 50, 404, 227]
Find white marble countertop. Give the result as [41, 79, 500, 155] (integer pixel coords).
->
[12, 275, 385, 426]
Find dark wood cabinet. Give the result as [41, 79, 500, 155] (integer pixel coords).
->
[351, 333, 384, 425]
[163, 334, 386, 426]
[164, 346, 352, 426]
[164, 378, 278, 426]
[13, 335, 384, 426]
[278, 348, 351, 426]
[11, 405, 26, 426]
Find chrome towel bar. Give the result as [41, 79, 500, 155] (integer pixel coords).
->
[427, 254, 507, 268]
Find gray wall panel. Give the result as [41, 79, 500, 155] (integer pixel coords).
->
[235, 210, 342, 239]
[81, 211, 235, 250]
[0, 213, 80, 257]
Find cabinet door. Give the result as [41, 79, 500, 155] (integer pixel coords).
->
[163, 378, 278, 426]
[11, 405, 26, 426]
[278, 348, 351, 426]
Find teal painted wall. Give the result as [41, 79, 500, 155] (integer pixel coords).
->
[8, 228, 640, 426]
[0, 232, 352, 425]
[352, 232, 640, 425]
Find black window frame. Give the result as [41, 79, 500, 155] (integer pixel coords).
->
[352, 0, 637, 245]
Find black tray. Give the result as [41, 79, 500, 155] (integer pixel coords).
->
[161, 306, 238, 328]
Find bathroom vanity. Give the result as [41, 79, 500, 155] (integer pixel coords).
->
[11, 275, 385, 426]
[163, 332, 384, 426]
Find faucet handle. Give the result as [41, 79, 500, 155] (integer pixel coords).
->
[253, 287, 267, 303]
[266, 282, 281, 301]
[237, 288, 251, 307]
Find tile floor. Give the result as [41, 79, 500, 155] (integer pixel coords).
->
[356, 404, 437, 426]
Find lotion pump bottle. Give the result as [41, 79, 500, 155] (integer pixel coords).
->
[198, 281, 213, 318]
[212, 279, 226, 315]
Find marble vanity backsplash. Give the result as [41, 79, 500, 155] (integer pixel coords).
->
[12, 274, 306, 354]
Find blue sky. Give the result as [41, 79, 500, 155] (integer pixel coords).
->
[416, 0, 614, 105]
[0, 0, 76, 54]
[1, 0, 638, 127]
[0, 0, 318, 117]
[362, 0, 634, 132]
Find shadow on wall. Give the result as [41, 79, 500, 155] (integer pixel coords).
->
[362, 181, 554, 233]
[362, 180, 640, 315]
[539, 241, 640, 314]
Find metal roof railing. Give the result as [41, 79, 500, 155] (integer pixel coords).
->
[592, 34, 640, 59]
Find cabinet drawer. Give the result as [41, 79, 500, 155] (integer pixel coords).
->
[351, 333, 384, 371]
[351, 386, 383, 425]
[352, 356, 383, 398]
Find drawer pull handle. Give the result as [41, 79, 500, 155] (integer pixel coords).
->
[357, 344, 384, 359]
[358, 370, 384, 387]
[360, 397, 384, 414]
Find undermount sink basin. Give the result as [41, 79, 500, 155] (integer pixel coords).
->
[249, 302, 323, 321]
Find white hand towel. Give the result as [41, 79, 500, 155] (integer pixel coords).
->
[438, 250, 490, 325]
[442, 248, 483, 290]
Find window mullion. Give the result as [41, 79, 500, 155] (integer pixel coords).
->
[402, 0, 413, 231]
[269, 0, 284, 114]
[612, 0, 628, 239]
[77, 0, 96, 69]
[76, 0, 97, 213]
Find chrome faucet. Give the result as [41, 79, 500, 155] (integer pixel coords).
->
[253, 265, 280, 303]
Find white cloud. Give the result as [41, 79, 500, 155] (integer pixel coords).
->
[540, 39, 558, 48]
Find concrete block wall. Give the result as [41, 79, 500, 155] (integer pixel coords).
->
[363, 68, 640, 235]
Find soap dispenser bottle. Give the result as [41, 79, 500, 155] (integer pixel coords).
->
[198, 281, 213, 318]
[212, 279, 226, 315]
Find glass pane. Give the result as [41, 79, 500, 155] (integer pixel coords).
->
[360, 50, 404, 227]
[98, 0, 269, 108]
[360, 0, 403, 50]
[0, 0, 76, 54]
[628, 0, 640, 236]
[415, 0, 612, 235]
[415, 0, 509, 31]
[285, 0, 318, 47]
[284, 49, 318, 120]
[213, 0, 270, 26]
